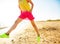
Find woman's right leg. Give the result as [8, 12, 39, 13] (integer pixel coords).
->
[6, 18, 23, 35]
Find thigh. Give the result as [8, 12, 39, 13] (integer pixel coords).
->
[15, 18, 23, 24]
[19, 11, 27, 19]
[27, 12, 35, 20]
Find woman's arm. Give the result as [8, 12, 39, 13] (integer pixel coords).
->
[18, 0, 20, 9]
[27, 0, 34, 12]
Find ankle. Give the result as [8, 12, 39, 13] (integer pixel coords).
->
[38, 34, 40, 37]
[5, 33, 9, 35]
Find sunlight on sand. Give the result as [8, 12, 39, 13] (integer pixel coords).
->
[0, 21, 60, 44]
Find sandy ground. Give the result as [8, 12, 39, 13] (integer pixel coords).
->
[0, 21, 60, 44]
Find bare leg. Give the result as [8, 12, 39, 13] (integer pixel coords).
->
[6, 18, 23, 35]
[30, 20, 40, 36]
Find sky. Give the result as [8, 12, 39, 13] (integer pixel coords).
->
[0, 0, 60, 33]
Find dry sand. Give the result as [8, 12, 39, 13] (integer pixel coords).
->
[0, 21, 60, 44]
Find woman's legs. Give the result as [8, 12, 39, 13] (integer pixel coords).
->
[30, 20, 40, 36]
[6, 18, 23, 35]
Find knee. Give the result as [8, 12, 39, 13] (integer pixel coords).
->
[14, 20, 18, 24]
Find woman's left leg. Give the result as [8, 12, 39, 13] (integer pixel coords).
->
[30, 20, 40, 37]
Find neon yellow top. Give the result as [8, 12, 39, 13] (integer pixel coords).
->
[19, 0, 31, 11]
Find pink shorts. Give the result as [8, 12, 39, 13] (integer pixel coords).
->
[19, 11, 34, 20]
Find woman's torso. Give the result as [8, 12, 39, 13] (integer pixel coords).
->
[19, 0, 31, 11]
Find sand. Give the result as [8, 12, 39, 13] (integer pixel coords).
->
[0, 21, 60, 44]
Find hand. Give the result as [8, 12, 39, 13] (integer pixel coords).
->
[30, 9, 32, 12]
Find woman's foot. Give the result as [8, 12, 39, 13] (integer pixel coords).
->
[0, 33, 9, 38]
[36, 36, 40, 42]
